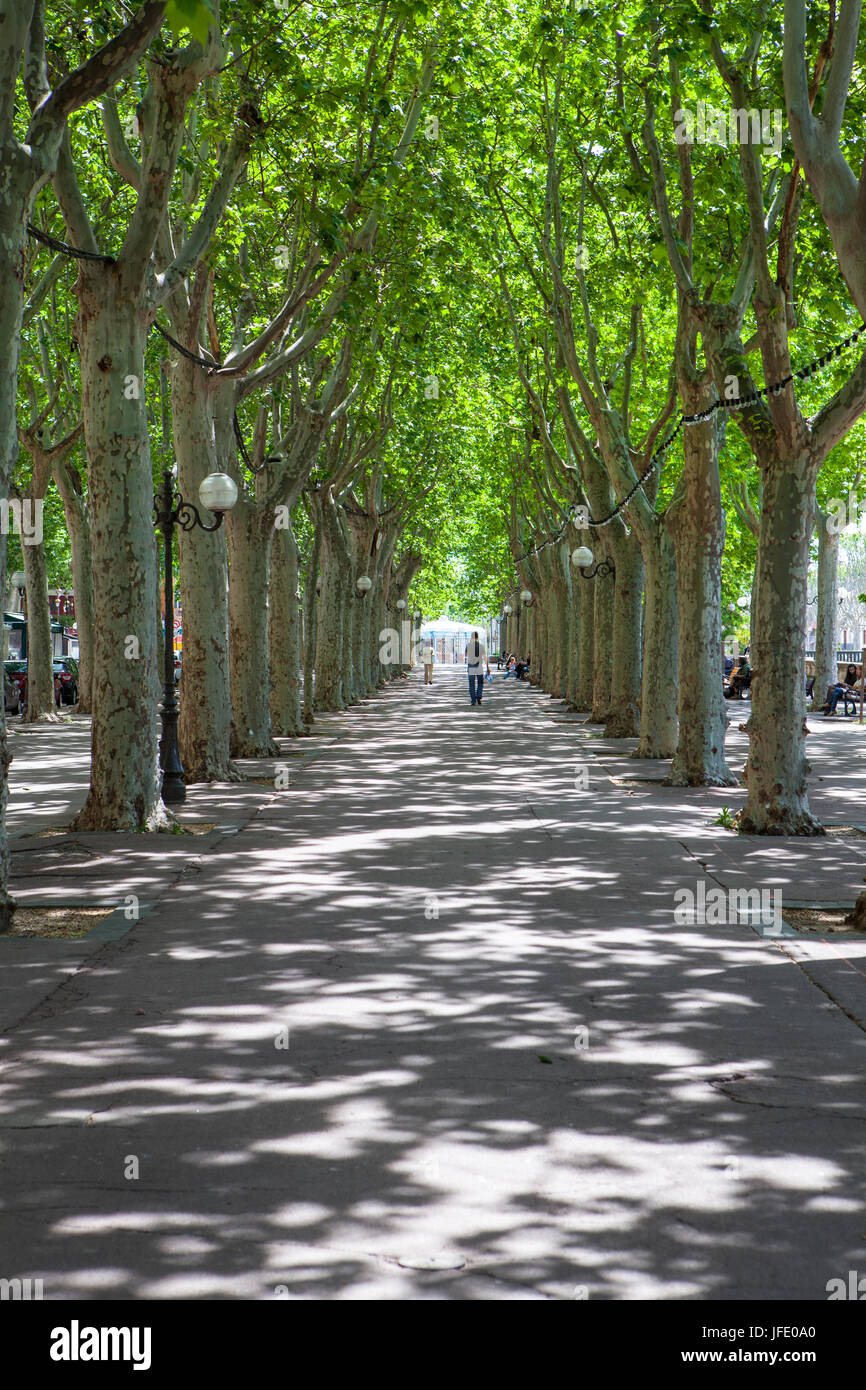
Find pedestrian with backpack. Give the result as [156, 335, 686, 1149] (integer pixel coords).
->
[464, 630, 490, 706]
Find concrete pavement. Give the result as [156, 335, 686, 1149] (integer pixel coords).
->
[1, 667, 865, 1299]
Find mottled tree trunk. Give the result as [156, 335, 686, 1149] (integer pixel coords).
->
[668, 421, 734, 786]
[535, 554, 556, 694]
[742, 456, 821, 833]
[73, 286, 166, 830]
[564, 573, 580, 708]
[531, 595, 546, 689]
[575, 576, 594, 710]
[377, 601, 396, 683]
[313, 494, 350, 712]
[173, 366, 235, 780]
[605, 531, 643, 738]
[0, 115, 29, 925]
[269, 515, 305, 736]
[345, 512, 377, 697]
[749, 555, 759, 647]
[21, 526, 57, 721]
[0, 0, 169, 850]
[548, 546, 571, 697]
[603, 528, 644, 739]
[812, 506, 838, 713]
[303, 523, 321, 722]
[537, 591, 553, 692]
[528, 602, 539, 683]
[364, 589, 382, 691]
[227, 500, 276, 756]
[634, 529, 678, 758]
[52, 466, 94, 713]
[349, 589, 367, 701]
[591, 567, 614, 722]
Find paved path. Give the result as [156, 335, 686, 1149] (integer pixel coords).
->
[1, 668, 866, 1300]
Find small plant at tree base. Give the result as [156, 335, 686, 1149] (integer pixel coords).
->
[712, 806, 737, 830]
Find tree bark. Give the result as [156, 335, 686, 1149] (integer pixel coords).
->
[72, 285, 167, 830]
[605, 530, 643, 738]
[303, 521, 321, 722]
[741, 456, 822, 833]
[21, 521, 57, 721]
[634, 528, 678, 757]
[269, 514, 305, 736]
[227, 499, 276, 756]
[312, 492, 350, 711]
[668, 418, 735, 786]
[575, 575, 594, 710]
[591, 565, 614, 721]
[812, 505, 838, 712]
[52, 463, 94, 712]
[564, 568, 580, 708]
[173, 363, 235, 780]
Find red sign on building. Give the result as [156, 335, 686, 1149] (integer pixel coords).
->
[49, 592, 75, 619]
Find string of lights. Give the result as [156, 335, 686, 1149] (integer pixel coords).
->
[152, 322, 270, 475]
[24, 223, 866, 536]
[151, 319, 218, 371]
[27, 225, 271, 480]
[26, 222, 115, 265]
[512, 321, 866, 565]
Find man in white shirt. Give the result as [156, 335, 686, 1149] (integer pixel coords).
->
[464, 630, 490, 706]
[419, 638, 435, 684]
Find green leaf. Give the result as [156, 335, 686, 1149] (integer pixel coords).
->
[165, 0, 214, 46]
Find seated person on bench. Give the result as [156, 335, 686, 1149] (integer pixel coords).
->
[726, 655, 751, 698]
[823, 664, 863, 715]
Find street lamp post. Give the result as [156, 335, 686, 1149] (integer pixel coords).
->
[153, 468, 238, 804]
[571, 545, 615, 580]
[502, 603, 513, 658]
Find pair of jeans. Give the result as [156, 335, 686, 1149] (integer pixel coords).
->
[468, 672, 484, 703]
[827, 685, 848, 713]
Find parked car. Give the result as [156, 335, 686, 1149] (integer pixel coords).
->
[3, 672, 21, 715]
[53, 658, 79, 705]
[6, 657, 79, 709]
[4, 660, 27, 702]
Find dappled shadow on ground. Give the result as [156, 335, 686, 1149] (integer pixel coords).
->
[0, 669, 865, 1300]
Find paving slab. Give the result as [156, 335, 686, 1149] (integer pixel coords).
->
[1, 668, 866, 1300]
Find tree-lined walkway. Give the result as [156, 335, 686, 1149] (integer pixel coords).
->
[1, 672, 866, 1299]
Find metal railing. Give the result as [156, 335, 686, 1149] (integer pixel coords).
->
[804, 650, 863, 663]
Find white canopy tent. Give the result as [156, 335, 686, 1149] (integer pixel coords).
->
[420, 616, 493, 665]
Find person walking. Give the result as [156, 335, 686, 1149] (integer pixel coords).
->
[420, 636, 435, 684]
[464, 630, 490, 706]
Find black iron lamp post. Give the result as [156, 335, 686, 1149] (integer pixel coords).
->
[502, 602, 513, 658]
[154, 468, 238, 804]
[571, 545, 615, 580]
